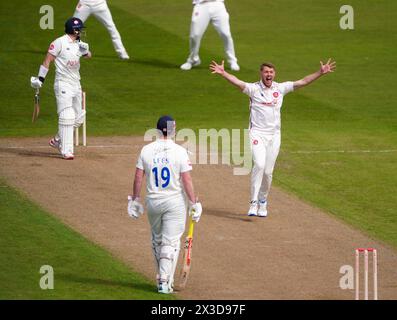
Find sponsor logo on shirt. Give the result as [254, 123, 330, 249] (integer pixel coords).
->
[67, 60, 80, 68]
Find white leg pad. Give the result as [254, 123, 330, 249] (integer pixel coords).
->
[159, 243, 180, 288]
[59, 107, 76, 156]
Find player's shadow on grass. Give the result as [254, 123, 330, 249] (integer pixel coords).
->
[131, 57, 178, 69]
[206, 208, 252, 222]
[57, 274, 155, 293]
[0, 147, 59, 159]
[7, 49, 47, 55]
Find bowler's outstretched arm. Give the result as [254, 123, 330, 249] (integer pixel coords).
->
[210, 60, 246, 91]
[293, 58, 336, 90]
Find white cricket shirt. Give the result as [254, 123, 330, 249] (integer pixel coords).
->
[48, 34, 84, 85]
[192, 0, 224, 4]
[79, 0, 106, 5]
[243, 81, 294, 135]
[136, 139, 192, 200]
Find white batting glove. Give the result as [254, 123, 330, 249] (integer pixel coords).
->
[79, 41, 89, 56]
[189, 202, 202, 223]
[30, 76, 43, 89]
[127, 195, 144, 219]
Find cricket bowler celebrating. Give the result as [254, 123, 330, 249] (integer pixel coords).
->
[73, 0, 130, 60]
[181, 0, 239, 71]
[127, 116, 202, 294]
[30, 17, 91, 160]
[210, 59, 336, 217]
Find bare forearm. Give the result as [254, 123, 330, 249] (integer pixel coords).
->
[42, 53, 55, 69]
[132, 169, 144, 199]
[294, 70, 322, 89]
[181, 172, 196, 203]
[220, 70, 246, 91]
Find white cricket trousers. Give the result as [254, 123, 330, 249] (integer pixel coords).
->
[188, 2, 237, 64]
[74, 1, 127, 56]
[146, 194, 187, 286]
[54, 80, 85, 155]
[250, 130, 281, 202]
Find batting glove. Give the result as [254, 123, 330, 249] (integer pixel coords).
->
[127, 195, 144, 219]
[189, 202, 202, 223]
[30, 76, 43, 89]
[79, 41, 89, 56]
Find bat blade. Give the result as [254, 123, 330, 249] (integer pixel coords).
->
[178, 217, 195, 290]
[32, 89, 40, 123]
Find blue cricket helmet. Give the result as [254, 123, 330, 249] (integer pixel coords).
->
[65, 17, 84, 35]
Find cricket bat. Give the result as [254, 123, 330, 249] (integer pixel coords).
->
[32, 88, 40, 123]
[178, 216, 195, 289]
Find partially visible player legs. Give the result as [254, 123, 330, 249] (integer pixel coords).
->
[53, 81, 78, 159]
[211, 3, 239, 71]
[151, 237, 161, 284]
[159, 197, 186, 293]
[249, 131, 267, 216]
[73, 89, 86, 128]
[58, 107, 76, 160]
[181, 5, 210, 70]
[93, 3, 129, 59]
[147, 196, 186, 293]
[73, 2, 92, 24]
[257, 133, 281, 217]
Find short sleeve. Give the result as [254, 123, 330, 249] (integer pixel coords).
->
[242, 82, 257, 97]
[180, 148, 192, 173]
[48, 39, 61, 57]
[136, 151, 144, 170]
[279, 81, 294, 95]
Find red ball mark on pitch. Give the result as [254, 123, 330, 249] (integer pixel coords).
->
[273, 92, 279, 98]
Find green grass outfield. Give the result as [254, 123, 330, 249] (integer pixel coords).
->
[0, 181, 174, 300]
[0, 0, 396, 297]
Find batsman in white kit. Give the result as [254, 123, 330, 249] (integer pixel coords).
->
[181, 0, 239, 71]
[30, 17, 92, 160]
[73, 0, 129, 59]
[128, 116, 202, 294]
[210, 59, 336, 217]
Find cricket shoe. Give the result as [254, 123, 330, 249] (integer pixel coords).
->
[62, 153, 74, 160]
[247, 200, 258, 216]
[230, 62, 240, 71]
[258, 200, 268, 217]
[180, 59, 201, 70]
[49, 137, 60, 150]
[158, 282, 173, 294]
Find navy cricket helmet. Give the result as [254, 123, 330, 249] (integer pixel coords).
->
[157, 115, 175, 136]
[65, 17, 84, 35]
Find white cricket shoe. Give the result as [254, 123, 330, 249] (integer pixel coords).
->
[62, 153, 74, 160]
[180, 59, 201, 70]
[119, 51, 130, 60]
[230, 62, 240, 71]
[247, 201, 258, 216]
[258, 200, 268, 217]
[158, 282, 173, 294]
[49, 137, 60, 150]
